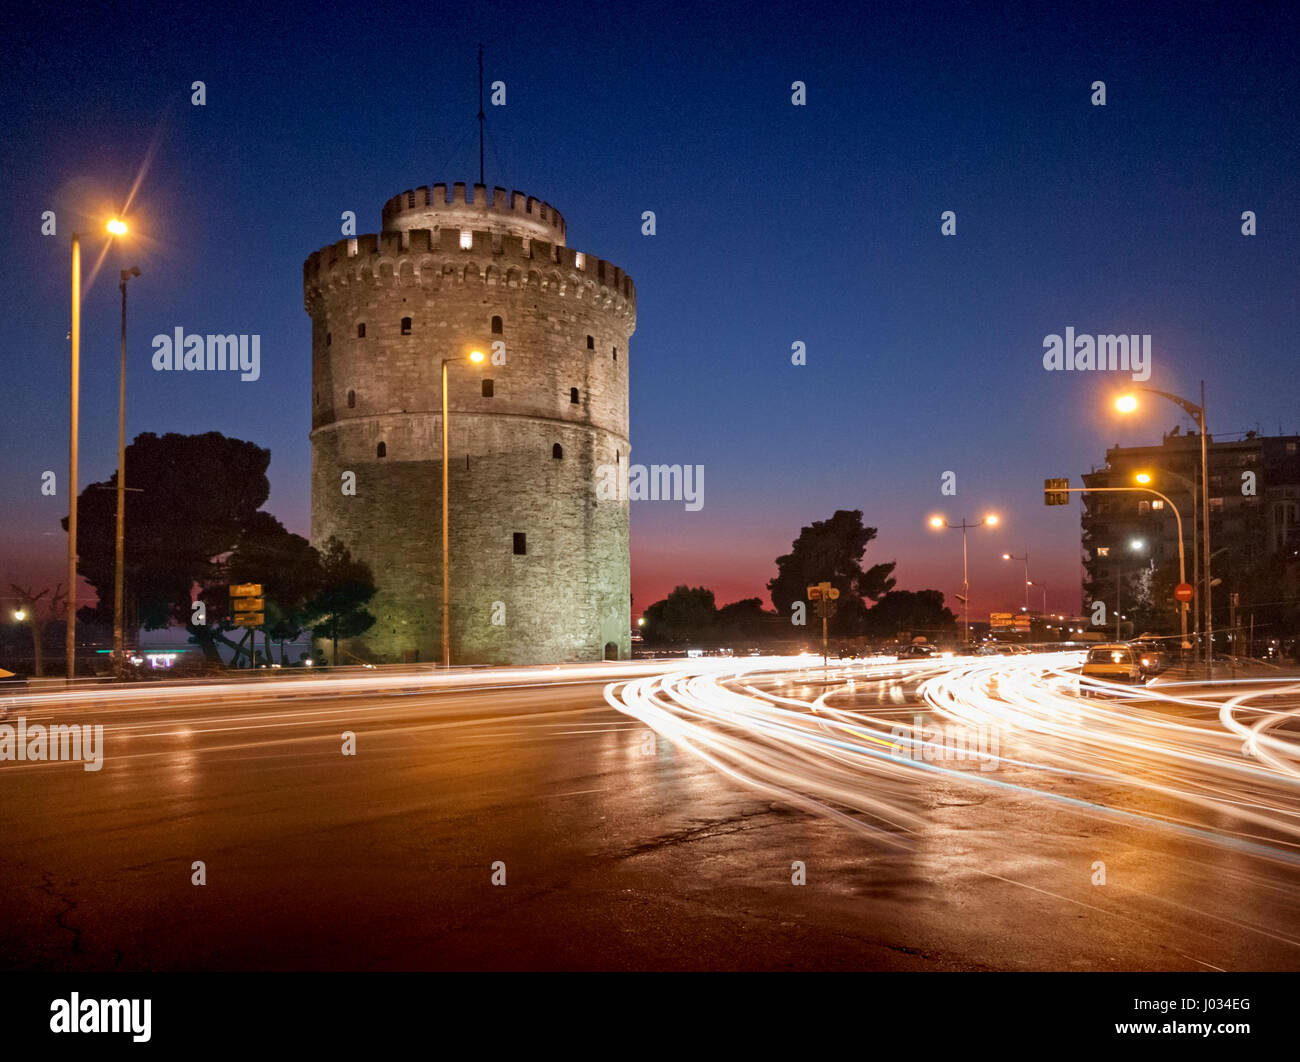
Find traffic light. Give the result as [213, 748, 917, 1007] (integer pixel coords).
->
[1044, 477, 1070, 505]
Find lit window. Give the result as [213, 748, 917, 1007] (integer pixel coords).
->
[1151, 499, 1164, 510]
[400, 317, 412, 335]
[460, 230, 473, 250]
[513, 532, 526, 555]
[1096, 546, 1110, 557]
[574, 252, 585, 270]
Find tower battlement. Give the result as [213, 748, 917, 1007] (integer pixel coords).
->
[304, 228, 635, 319]
[381, 182, 566, 243]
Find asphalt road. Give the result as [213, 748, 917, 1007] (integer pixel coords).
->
[2, 659, 1298, 971]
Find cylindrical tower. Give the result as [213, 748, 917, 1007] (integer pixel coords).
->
[305, 182, 635, 664]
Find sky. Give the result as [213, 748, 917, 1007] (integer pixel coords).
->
[2, 0, 1297, 623]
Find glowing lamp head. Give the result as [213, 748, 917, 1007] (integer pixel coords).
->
[1131, 538, 1145, 550]
[468, 350, 485, 364]
[1135, 472, 1151, 484]
[1002, 553, 1012, 560]
[985, 514, 999, 526]
[1115, 394, 1139, 414]
[14, 609, 26, 621]
[929, 516, 945, 529]
[106, 218, 128, 236]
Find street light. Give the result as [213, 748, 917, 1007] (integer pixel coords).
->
[114, 261, 142, 675]
[1116, 383, 1213, 666]
[1116, 538, 1146, 640]
[929, 512, 1000, 645]
[13, 609, 26, 622]
[441, 348, 487, 667]
[1002, 551, 1030, 611]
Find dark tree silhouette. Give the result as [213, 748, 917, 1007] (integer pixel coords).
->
[309, 537, 377, 665]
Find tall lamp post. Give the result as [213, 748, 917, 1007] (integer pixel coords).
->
[114, 262, 141, 673]
[441, 348, 487, 668]
[1116, 384, 1212, 666]
[1116, 538, 1146, 640]
[929, 512, 1000, 645]
[1002, 551, 1030, 611]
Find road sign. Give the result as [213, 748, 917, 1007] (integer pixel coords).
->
[233, 597, 265, 612]
[1043, 478, 1070, 505]
[807, 585, 821, 600]
[1174, 582, 1194, 603]
[230, 583, 263, 597]
[806, 582, 840, 601]
[233, 612, 264, 627]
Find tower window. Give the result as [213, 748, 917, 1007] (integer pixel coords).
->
[377, 442, 387, 458]
[347, 390, 356, 408]
[357, 323, 366, 338]
[491, 315, 503, 334]
[325, 332, 331, 347]
[513, 532, 527, 555]
[613, 346, 617, 362]
[552, 443, 563, 459]
[400, 316, 412, 335]
[586, 334, 594, 349]
[482, 379, 494, 398]
[460, 230, 473, 250]
[569, 387, 579, 404]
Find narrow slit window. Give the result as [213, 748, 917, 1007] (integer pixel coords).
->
[482, 379, 494, 398]
[400, 316, 412, 335]
[569, 387, 579, 404]
[552, 443, 563, 459]
[347, 390, 356, 408]
[491, 315, 503, 334]
[357, 323, 366, 338]
[586, 334, 594, 349]
[376, 442, 386, 458]
[513, 532, 526, 556]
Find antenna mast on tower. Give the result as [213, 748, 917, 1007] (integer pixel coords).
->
[477, 43, 485, 186]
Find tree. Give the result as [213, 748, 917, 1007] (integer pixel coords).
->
[309, 537, 377, 665]
[225, 512, 325, 665]
[641, 585, 716, 646]
[715, 597, 770, 643]
[767, 510, 896, 635]
[8, 584, 63, 677]
[864, 590, 957, 640]
[63, 432, 271, 631]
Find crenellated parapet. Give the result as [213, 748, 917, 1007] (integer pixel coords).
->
[304, 226, 636, 323]
[381, 182, 566, 244]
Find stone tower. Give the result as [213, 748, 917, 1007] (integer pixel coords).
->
[304, 182, 635, 664]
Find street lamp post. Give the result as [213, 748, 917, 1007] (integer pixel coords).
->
[1002, 551, 1030, 611]
[440, 349, 486, 668]
[1116, 383, 1213, 667]
[1117, 538, 1145, 640]
[113, 264, 141, 673]
[930, 513, 999, 645]
[65, 233, 81, 682]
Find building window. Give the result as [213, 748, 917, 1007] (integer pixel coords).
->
[1138, 500, 1150, 515]
[377, 442, 386, 458]
[574, 252, 585, 270]
[586, 334, 594, 349]
[513, 532, 527, 555]
[569, 387, 579, 404]
[357, 323, 366, 338]
[400, 316, 412, 335]
[613, 346, 617, 362]
[482, 379, 494, 398]
[552, 443, 563, 459]
[491, 315, 503, 334]
[325, 332, 331, 347]
[347, 390, 356, 408]
[460, 230, 473, 250]
[1096, 546, 1110, 558]
[1151, 499, 1164, 510]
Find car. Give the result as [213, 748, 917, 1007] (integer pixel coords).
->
[1080, 643, 1150, 684]
[898, 644, 936, 658]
